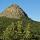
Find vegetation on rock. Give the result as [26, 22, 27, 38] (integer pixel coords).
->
[0, 4, 40, 40]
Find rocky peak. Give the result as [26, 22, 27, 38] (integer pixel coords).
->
[0, 4, 28, 19]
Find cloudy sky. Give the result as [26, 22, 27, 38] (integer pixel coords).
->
[0, 0, 40, 21]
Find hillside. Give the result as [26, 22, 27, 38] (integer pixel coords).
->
[0, 4, 40, 40]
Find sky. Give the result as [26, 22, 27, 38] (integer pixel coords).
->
[0, 0, 40, 21]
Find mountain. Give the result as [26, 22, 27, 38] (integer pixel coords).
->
[0, 4, 28, 19]
[0, 4, 40, 40]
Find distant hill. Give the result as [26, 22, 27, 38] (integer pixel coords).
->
[0, 4, 40, 40]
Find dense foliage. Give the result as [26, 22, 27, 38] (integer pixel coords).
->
[0, 16, 40, 40]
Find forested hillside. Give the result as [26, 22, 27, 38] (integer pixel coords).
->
[0, 4, 40, 40]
